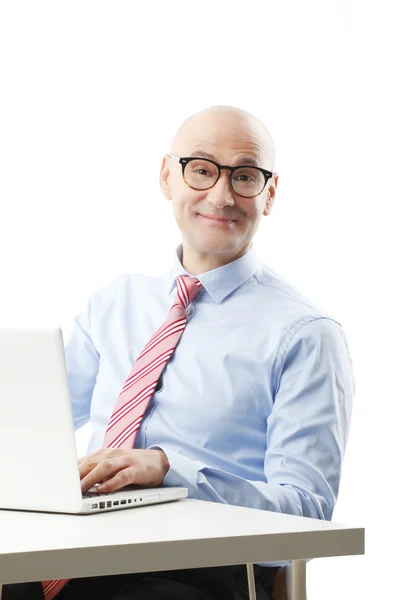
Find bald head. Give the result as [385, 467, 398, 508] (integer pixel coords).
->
[170, 105, 275, 171]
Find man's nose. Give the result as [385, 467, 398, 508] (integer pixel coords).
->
[206, 170, 235, 208]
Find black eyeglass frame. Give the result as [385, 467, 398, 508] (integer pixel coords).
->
[169, 154, 274, 198]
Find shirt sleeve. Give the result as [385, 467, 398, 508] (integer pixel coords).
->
[150, 317, 355, 524]
[64, 296, 100, 431]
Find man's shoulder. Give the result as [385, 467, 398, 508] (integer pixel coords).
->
[253, 262, 333, 321]
[252, 264, 347, 361]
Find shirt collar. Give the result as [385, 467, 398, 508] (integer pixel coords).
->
[167, 242, 261, 303]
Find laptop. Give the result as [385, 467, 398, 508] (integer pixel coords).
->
[0, 325, 188, 514]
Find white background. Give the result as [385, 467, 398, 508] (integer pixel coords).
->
[0, 1, 399, 598]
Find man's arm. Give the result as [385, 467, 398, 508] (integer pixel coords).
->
[64, 297, 100, 431]
[151, 317, 355, 522]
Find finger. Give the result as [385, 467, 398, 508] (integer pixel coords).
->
[80, 461, 116, 493]
[79, 457, 103, 480]
[96, 466, 139, 493]
[80, 456, 132, 493]
[78, 449, 119, 477]
[78, 448, 109, 466]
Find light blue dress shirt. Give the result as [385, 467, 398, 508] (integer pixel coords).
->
[66, 242, 354, 567]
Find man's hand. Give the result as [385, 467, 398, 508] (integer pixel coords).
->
[78, 448, 170, 494]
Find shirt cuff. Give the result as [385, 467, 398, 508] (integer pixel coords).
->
[148, 445, 200, 489]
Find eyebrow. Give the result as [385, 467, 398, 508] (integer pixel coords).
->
[189, 150, 261, 168]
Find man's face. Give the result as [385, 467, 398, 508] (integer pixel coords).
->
[160, 111, 278, 266]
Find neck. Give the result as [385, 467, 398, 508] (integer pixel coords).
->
[180, 243, 251, 275]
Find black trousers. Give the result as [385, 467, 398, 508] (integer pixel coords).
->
[2, 565, 279, 599]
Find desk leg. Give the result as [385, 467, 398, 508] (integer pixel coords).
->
[286, 560, 307, 600]
[246, 564, 257, 600]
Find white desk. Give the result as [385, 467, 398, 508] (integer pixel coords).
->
[0, 498, 364, 600]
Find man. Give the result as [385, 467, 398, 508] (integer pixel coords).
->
[3, 105, 354, 599]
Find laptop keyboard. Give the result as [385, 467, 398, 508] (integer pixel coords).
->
[82, 490, 109, 498]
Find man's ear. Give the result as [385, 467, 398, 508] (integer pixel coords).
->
[160, 154, 172, 201]
[263, 172, 279, 216]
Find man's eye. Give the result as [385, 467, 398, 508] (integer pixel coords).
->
[194, 168, 214, 177]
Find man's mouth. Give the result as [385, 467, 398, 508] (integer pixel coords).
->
[197, 214, 236, 224]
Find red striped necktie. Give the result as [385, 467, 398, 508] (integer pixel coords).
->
[42, 275, 203, 599]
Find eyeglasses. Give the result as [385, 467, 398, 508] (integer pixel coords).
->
[169, 154, 273, 198]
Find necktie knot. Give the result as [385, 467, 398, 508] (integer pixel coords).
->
[175, 275, 203, 310]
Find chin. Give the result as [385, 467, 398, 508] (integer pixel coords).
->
[194, 237, 240, 256]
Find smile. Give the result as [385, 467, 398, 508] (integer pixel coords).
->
[197, 214, 236, 225]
